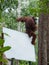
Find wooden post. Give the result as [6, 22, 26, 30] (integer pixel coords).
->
[0, 33, 4, 65]
[29, 61, 32, 65]
[11, 58, 14, 65]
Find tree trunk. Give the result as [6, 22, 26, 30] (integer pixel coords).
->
[38, 14, 47, 65]
[47, 2, 49, 65]
[47, 14, 49, 65]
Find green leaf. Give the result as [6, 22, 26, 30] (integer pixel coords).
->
[0, 46, 11, 53]
[0, 56, 8, 63]
[0, 39, 4, 46]
[1, 0, 4, 3]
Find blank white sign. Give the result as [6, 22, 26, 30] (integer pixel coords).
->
[3, 27, 36, 62]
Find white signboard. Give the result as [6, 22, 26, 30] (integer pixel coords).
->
[3, 27, 36, 62]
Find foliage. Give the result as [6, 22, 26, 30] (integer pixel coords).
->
[0, 38, 11, 64]
[0, 0, 12, 64]
[0, 0, 18, 10]
[2, 10, 18, 30]
[0, 46, 11, 53]
[21, 1, 39, 16]
[38, 0, 49, 14]
[21, 0, 49, 17]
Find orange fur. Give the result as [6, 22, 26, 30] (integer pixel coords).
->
[16, 16, 37, 45]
